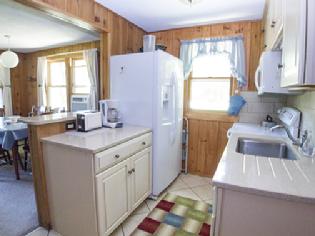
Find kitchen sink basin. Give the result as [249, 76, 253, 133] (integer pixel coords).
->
[236, 138, 297, 160]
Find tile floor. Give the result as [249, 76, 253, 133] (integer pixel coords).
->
[25, 174, 212, 236]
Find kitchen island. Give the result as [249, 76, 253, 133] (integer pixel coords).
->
[212, 132, 315, 236]
[41, 126, 152, 236]
[19, 113, 77, 228]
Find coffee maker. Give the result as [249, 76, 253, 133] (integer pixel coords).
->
[99, 100, 123, 128]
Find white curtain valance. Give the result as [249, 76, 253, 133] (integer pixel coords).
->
[180, 36, 246, 87]
[0, 64, 12, 115]
[83, 48, 99, 111]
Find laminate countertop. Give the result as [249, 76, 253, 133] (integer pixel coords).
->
[213, 133, 315, 204]
[19, 112, 76, 125]
[41, 125, 151, 154]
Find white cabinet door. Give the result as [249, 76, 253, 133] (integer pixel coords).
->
[281, 0, 307, 87]
[131, 148, 152, 209]
[96, 159, 131, 236]
[274, 0, 283, 33]
[264, 0, 276, 50]
[264, 0, 283, 50]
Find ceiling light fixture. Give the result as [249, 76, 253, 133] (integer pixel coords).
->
[0, 35, 19, 69]
[179, 0, 203, 6]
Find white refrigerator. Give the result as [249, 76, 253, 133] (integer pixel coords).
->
[110, 50, 184, 196]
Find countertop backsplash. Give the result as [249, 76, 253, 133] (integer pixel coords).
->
[239, 91, 287, 124]
[287, 91, 315, 144]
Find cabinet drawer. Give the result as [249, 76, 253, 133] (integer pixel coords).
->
[95, 133, 152, 173]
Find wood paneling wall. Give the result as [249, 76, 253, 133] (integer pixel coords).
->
[151, 20, 264, 91]
[9, 53, 26, 116]
[187, 119, 234, 177]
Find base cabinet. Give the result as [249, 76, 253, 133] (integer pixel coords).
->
[96, 159, 131, 236]
[96, 148, 152, 236]
[211, 187, 315, 236]
[132, 150, 152, 208]
[43, 132, 152, 236]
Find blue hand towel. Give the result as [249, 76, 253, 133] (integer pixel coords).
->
[227, 95, 246, 116]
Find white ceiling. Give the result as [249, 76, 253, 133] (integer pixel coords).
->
[0, 0, 99, 53]
[96, 0, 265, 32]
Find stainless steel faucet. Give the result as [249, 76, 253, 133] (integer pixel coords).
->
[270, 125, 308, 147]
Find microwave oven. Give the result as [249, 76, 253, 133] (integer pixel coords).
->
[255, 51, 291, 95]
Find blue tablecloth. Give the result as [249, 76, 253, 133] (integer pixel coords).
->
[0, 121, 28, 150]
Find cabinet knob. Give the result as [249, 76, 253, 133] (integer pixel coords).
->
[94, 16, 101, 23]
[128, 168, 135, 175]
[142, 142, 146, 145]
[278, 64, 284, 69]
[114, 154, 120, 159]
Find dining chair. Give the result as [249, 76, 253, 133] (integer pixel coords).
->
[0, 131, 11, 166]
[22, 138, 30, 171]
[0, 106, 5, 117]
[0, 149, 11, 166]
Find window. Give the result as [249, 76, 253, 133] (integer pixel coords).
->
[47, 60, 68, 110]
[72, 59, 90, 94]
[47, 54, 91, 110]
[189, 54, 232, 112]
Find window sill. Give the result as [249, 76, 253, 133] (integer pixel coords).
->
[185, 111, 239, 122]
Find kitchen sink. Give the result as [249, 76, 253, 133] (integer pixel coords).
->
[236, 138, 297, 160]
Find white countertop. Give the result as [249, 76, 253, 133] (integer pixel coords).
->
[228, 122, 287, 137]
[41, 125, 151, 154]
[213, 132, 315, 203]
[19, 112, 76, 125]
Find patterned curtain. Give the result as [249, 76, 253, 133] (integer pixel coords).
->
[180, 36, 246, 87]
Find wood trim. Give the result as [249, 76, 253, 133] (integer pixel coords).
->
[100, 32, 110, 99]
[185, 112, 239, 122]
[15, 0, 108, 33]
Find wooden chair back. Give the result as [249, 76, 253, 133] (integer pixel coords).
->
[0, 106, 5, 117]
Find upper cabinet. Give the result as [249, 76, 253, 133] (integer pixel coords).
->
[264, 0, 283, 50]
[281, 0, 307, 87]
[264, 0, 315, 88]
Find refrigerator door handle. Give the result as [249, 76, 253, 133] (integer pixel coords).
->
[170, 73, 178, 144]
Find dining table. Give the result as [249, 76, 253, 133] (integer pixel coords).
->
[0, 117, 28, 180]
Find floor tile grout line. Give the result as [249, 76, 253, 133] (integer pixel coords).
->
[190, 185, 212, 201]
[190, 187, 203, 201]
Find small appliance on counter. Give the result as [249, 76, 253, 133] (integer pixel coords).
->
[76, 111, 102, 132]
[261, 115, 277, 128]
[99, 100, 123, 128]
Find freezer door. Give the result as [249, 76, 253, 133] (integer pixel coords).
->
[152, 52, 184, 196]
[110, 53, 155, 127]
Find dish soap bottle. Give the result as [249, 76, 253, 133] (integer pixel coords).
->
[300, 131, 315, 157]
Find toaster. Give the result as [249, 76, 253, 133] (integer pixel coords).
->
[77, 111, 102, 132]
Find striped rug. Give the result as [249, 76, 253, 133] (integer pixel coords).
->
[131, 193, 212, 236]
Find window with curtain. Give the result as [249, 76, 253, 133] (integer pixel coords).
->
[47, 54, 91, 110]
[72, 59, 91, 94]
[190, 54, 232, 111]
[180, 36, 245, 113]
[47, 60, 67, 110]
